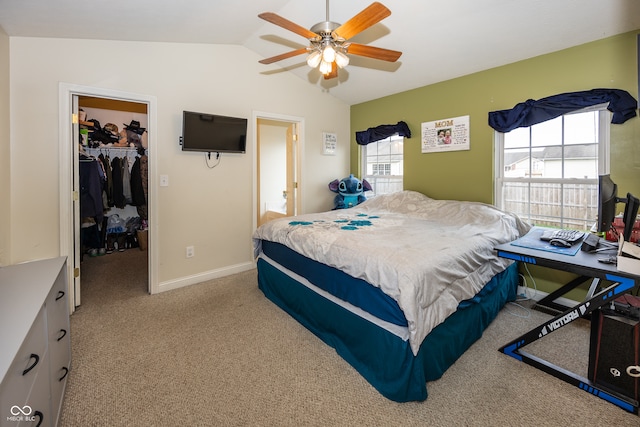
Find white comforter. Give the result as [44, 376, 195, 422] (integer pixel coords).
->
[253, 191, 530, 355]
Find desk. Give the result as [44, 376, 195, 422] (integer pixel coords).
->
[495, 233, 640, 414]
[499, 229, 624, 312]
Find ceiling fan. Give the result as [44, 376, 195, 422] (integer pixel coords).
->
[258, 1, 402, 79]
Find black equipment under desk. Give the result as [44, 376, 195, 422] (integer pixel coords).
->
[495, 234, 640, 414]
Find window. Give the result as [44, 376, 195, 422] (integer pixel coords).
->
[495, 106, 610, 230]
[361, 135, 404, 196]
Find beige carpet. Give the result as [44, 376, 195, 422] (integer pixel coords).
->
[59, 250, 639, 426]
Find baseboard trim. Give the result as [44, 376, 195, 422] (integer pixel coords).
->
[155, 261, 255, 294]
[518, 285, 581, 310]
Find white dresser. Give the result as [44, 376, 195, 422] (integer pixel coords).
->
[0, 257, 70, 427]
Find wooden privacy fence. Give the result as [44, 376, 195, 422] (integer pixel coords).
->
[365, 176, 403, 197]
[503, 182, 598, 229]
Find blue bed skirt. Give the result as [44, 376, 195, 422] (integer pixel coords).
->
[257, 258, 519, 402]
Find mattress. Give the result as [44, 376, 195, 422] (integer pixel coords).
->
[253, 190, 530, 355]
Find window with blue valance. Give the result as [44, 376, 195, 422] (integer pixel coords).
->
[355, 121, 412, 145]
[488, 88, 638, 133]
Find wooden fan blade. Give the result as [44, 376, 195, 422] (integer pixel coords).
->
[346, 43, 402, 62]
[259, 48, 309, 64]
[259, 12, 321, 41]
[332, 2, 391, 41]
[323, 61, 338, 80]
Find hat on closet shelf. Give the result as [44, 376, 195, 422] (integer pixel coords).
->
[103, 123, 119, 136]
[123, 120, 146, 135]
[86, 119, 101, 132]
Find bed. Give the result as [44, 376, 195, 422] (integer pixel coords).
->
[252, 190, 530, 402]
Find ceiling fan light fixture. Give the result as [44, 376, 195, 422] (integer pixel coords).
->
[322, 43, 336, 63]
[319, 59, 333, 75]
[306, 50, 322, 68]
[335, 50, 349, 68]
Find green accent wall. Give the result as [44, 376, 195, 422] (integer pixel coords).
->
[350, 31, 639, 300]
[351, 31, 639, 205]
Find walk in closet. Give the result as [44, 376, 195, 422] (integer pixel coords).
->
[77, 96, 149, 287]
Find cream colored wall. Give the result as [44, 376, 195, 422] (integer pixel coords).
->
[0, 28, 9, 266]
[8, 37, 349, 286]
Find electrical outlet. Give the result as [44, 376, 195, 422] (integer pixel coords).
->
[186, 246, 194, 258]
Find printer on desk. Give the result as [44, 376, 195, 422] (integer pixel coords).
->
[617, 236, 640, 275]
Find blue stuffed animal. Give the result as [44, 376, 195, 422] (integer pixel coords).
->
[328, 174, 372, 209]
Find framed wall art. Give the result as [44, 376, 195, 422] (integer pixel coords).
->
[322, 132, 337, 155]
[421, 115, 470, 153]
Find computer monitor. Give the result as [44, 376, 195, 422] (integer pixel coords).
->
[621, 192, 639, 241]
[597, 174, 639, 242]
[597, 174, 618, 234]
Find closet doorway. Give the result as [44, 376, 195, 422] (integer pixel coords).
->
[254, 112, 304, 228]
[78, 96, 149, 301]
[59, 83, 158, 312]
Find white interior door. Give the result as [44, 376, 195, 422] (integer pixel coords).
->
[285, 123, 297, 217]
[71, 95, 81, 307]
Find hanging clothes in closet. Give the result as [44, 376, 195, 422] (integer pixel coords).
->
[79, 151, 105, 222]
[98, 152, 113, 207]
[130, 148, 148, 221]
[79, 149, 106, 256]
[110, 156, 126, 209]
[121, 156, 132, 205]
[84, 146, 147, 252]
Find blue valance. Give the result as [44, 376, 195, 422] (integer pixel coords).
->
[488, 88, 638, 133]
[355, 121, 412, 145]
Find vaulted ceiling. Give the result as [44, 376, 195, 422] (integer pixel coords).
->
[1, 0, 639, 105]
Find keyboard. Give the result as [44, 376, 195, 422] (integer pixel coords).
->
[540, 229, 585, 244]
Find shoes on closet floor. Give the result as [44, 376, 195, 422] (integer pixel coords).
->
[106, 233, 117, 253]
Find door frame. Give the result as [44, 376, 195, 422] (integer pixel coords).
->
[58, 83, 159, 313]
[252, 111, 304, 231]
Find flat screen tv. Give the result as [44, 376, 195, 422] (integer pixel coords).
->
[181, 111, 247, 154]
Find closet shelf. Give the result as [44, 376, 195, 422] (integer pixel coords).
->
[85, 146, 140, 151]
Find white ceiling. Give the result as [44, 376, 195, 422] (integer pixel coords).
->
[1, 0, 639, 105]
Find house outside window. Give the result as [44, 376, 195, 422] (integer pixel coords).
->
[372, 163, 391, 176]
[494, 106, 610, 230]
[362, 135, 404, 196]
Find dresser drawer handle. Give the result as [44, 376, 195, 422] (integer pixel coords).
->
[59, 366, 69, 382]
[57, 329, 67, 341]
[56, 290, 65, 301]
[34, 410, 43, 427]
[22, 353, 40, 376]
